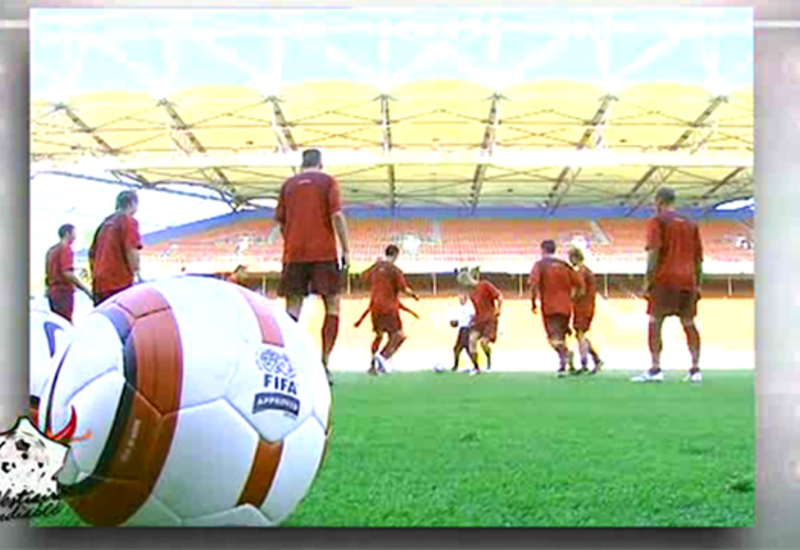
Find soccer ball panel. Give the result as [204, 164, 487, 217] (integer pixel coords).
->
[260, 417, 326, 525]
[29, 308, 74, 401]
[123, 494, 182, 527]
[60, 369, 125, 481]
[147, 277, 262, 408]
[150, 399, 258, 521]
[184, 504, 274, 527]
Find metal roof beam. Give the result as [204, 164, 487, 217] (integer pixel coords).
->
[268, 96, 298, 153]
[159, 98, 239, 209]
[469, 93, 502, 213]
[622, 95, 729, 216]
[380, 94, 397, 213]
[547, 94, 616, 214]
[32, 149, 752, 172]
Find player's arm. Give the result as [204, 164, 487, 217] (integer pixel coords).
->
[63, 270, 92, 298]
[275, 187, 286, 237]
[399, 302, 420, 320]
[644, 218, 661, 294]
[398, 271, 419, 301]
[494, 287, 503, 317]
[125, 218, 143, 283]
[354, 305, 370, 328]
[572, 269, 586, 301]
[695, 225, 704, 289]
[528, 264, 540, 313]
[328, 178, 350, 271]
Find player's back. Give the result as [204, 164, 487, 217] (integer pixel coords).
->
[533, 258, 575, 316]
[574, 265, 596, 312]
[649, 212, 702, 290]
[470, 281, 500, 320]
[91, 214, 129, 274]
[368, 261, 403, 310]
[277, 171, 340, 263]
[45, 243, 68, 289]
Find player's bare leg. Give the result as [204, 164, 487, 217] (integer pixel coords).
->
[632, 315, 665, 382]
[680, 316, 702, 382]
[479, 338, 492, 371]
[369, 332, 383, 375]
[377, 331, 408, 372]
[467, 330, 481, 375]
[320, 294, 341, 385]
[548, 336, 572, 377]
[285, 294, 304, 322]
[576, 330, 603, 374]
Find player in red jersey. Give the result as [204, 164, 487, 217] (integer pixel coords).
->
[89, 191, 142, 306]
[568, 247, 604, 375]
[276, 149, 351, 385]
[529, 240, 584, 377]
[457, 270, 503, 375]
[632, 187, 704, 383]
[354, 245, 420, 374]
[45, 224, 92, 322]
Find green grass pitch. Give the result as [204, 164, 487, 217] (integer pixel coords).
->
[35, 370, 754, 528]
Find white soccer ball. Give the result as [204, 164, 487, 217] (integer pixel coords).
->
[29, 305, 74, 425]
[38, 277, 331, 527]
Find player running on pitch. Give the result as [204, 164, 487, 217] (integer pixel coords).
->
[529, 240, 584, 377]
[276, 149, 351, 385]
[457, 270, 502, 375]
[354, 245, 420, 375]
[568, 247, 604, 375]
[632, 187, 704, 383]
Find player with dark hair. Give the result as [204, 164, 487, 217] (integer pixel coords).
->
[568, 247, 604, 375]
[632, 187, 704, 383]
[457, 270, 502, 375]
[276, 148, 351, 385]
[45, 224, 92, 321]
[354, 244, 420, 375]
[529, 240, 584, 377]
[89, 190, 142, 306]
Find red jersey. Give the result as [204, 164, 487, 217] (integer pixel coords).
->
[89, 213, 142, 294]
[366, 261, 408, 314]
[529, 257, 583, 317]
[276, 171, 343, 263]
[470, 281, 501, 324]
[646, 212, 703, 290]
[573, 264, 596, 318]
[45, 243, 74, 294]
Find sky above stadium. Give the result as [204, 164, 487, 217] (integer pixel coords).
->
[31, 8, 753, 99]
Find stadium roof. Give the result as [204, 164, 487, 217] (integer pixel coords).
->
[30, 8, 753, 215]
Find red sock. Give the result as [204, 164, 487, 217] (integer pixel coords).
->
[322, 315, 340, 358]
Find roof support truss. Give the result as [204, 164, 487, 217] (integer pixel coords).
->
[380, 94, 397, 212]
[159, 99, 238, 209]
[623, 95, 728, 216]
[548, 94, 616, 214]
[469, 93, 502, 213]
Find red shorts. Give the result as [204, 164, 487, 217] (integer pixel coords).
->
[47, 289, 75, 322]
[647, 285, 699, 319]
[472, 316, 498, 343]
[544, 314, 571, 341]
[572, 310, 594, 332]
[371, 309, 402, 334]
[279, 261, 341, 298]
